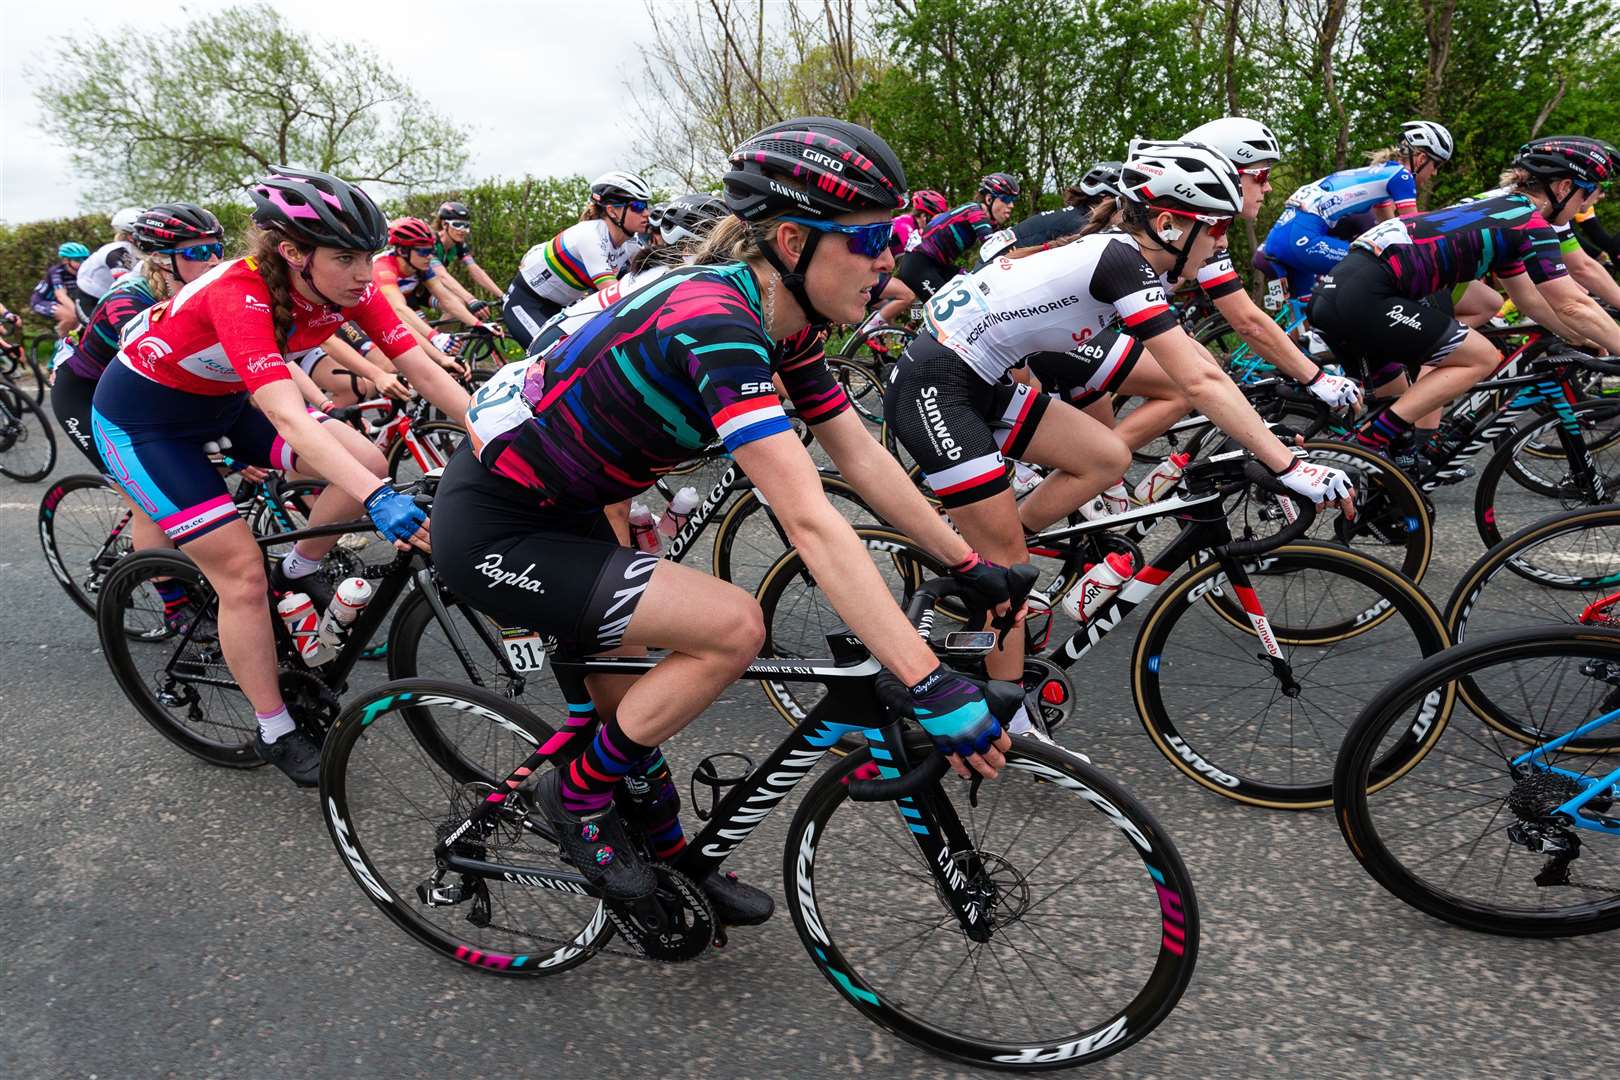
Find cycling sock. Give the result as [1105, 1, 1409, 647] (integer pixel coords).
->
[281, 546, 323, 579]
[256, 706, 296, 743]
[155, 579, 188, 615]
[561, 714, 654, 816]
[1354, 407, 1412, 451]
[628, 751, 686, 860]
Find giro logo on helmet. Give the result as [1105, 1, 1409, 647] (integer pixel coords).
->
[804, 149, 846, 173]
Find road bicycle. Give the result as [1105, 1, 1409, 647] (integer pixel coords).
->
[320, 571, 1198, 1070]
[756, 452, 1451, 809]
[1334, 623, 1620, 937]
[0, 350, 57, 482]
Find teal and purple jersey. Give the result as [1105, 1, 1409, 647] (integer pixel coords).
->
[1351, 192, 1567, 297]
[467, 262, 847, 511]
[916, 203, 993, 266]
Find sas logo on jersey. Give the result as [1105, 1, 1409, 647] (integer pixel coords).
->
[803, 149, 846, 173]
[243, 292, 271, 314]
[738, 381, 776, 396]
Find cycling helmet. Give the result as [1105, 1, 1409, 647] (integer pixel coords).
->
[911, 189, 948, 216]
[1120, 139, 1244, 218]
[978, 172, 1021, 198]
[723, 115, 907, 222]
[659, 192, 727, 245]
[250, 166, 388, 251]
[590, 171, 653, 205]
[131, 203, 224, 253]
[1400, 120, 1454, 163]
[1182, 116, 1282, 167]
[57, 241, 91, 260]
[437, 200, 471, 223]
[1516, 135, 1614, 186]
[388, 217, 437, 250]
[1078, 161, 1125, 198]
[110, 206, 144, 234]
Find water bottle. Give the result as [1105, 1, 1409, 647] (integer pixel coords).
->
[657, 486, 701, 543]
[1010, 462, 1043, 497]
[1079, 481, 1130, 521]
[277, 593, 334, 667]
[1061, 551, 1135, 623]
[317, 577, 374, 649]
[1133, 453, 1189, 505]
[629, 502, 662, 554]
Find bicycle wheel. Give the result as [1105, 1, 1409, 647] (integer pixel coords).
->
[387, 420, 465, 485]
[828, 357, 886, 430]
[785, 737, 1197, 1069]
[38, 473, 133, 619]
[1475, 400, 1620, 550]
[96, 549, 260, 767]
[320, 678, 611, 974]
[710, 475, 878, 596]
[1447, 505, 1620, 644]
[1292, 440, 1432, 584]
[835, 325, 911, 373]
[1133, 542, 1451, 809]
[0, 382, 57, 482]
[1334, 625, 1620, 937]
[4, 343, 48, 404]
[756, 527, 935, 725]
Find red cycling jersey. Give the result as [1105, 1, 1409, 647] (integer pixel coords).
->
[116, 257, 415, 396]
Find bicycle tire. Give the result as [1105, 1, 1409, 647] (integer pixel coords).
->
[0, 382, 57, 481]
[1133, 542, 1452, 809]
[827, 356, 886, 429]
[38, 473, 133, 620]
[1475, 400, 1620, 550]
[710, 474, 877, 596]
[96, 549, 261, 767]
[833, 325, 912, 372]
[320, 678, 612, 975]
[386, 420, 465, 485]
[1334, 625, 1620, 937]
[785, 738, 1197, 1069]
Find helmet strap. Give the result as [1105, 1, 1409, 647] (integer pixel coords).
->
[167, 254, 183, 283]
[756, 224, 828, 328]
[1545, 179, 1579, 223]
[298, 257, 343, 310]
[1144, 211, 1204, 283]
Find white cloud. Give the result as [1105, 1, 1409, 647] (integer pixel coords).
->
[0, 0, 662, 224]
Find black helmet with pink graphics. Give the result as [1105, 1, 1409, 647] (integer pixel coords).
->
[249, 166, 389, 251]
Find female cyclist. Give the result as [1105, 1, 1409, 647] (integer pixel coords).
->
[432, 200, 503, 300]
[33, 242, 90, 337]
[977, 163, 1123, 264]
[436, 117, 1021, 915]
[884, 139, 1355, 694]
[77, 207, 145, 309]
[895, 172, 1020, 300]
[502, 171, 651, 348]
[91, 167, 470, 787]
[1312, 136, 1620, 469]
[1261, 120, 1454, 300]
[372, 216, 488, 359]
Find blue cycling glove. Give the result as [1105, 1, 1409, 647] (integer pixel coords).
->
[908, 664, 1001, 758]
[365, 483, 427, 544]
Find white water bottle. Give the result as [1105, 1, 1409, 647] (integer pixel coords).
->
[1061, 551, 1135, 623]
[657, 486, 701, 542]
[1133, 452, 1189, 505]
[1010, 461, 1043, 497]
[317, 577, 374, 649]
[1079, 480, 1130, 521]
[629, 502, 662, 554]
[277, 593, 334, 667]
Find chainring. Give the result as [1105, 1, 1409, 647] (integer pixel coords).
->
[603, 864, 715, 962]
[1022, 656, 1074, 733]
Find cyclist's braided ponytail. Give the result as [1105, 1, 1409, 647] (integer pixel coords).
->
[247, 226, 301, 352]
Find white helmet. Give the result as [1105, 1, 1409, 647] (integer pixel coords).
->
[110, 206, 144, 233]
[590, 170, 653, 205]
[1181, 116, 1281, 168]
[1400, 120, 1454, 163]
[1120, 139, 1244, 220]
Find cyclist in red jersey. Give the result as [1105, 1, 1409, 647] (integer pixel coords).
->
[91, 167, 470, 786]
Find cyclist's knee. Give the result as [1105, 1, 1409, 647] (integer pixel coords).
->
[711, 595, 766, 668]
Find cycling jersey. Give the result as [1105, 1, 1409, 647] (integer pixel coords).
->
[77, 240, 140, 300]
[31, 264, 79, 317]
[113, 257, 416, 396]
[514, 219, 642, 305]
[916, 203, 993, 266]
[64, 273, 159, 380]
[467, 262, 845, 512]
[372, 251, 437, 307]
[922, 232, 1179, 385]
[978, 207, 1087, 263]
[1351, 192, 1567, 297]
[1284, 162, 1418, 225]
[433, 237, 474, 267]
[528, 264, 677, 357]
[892, 215, 918, 253]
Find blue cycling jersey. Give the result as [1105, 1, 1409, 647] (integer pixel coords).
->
[1284, 162, 1418, 227]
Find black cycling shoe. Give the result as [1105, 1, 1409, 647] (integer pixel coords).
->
[270, 558, 333, 610]
[699, 870, 775, 926]
[254, 729, 321, 787]
[535, 770, 656, 902]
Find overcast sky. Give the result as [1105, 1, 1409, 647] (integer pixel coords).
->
[0, 0, 661, 224]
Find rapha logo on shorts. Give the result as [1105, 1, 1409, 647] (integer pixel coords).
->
[243, 292, 271, 313]
[476, 553, 545, 594]
[1386, 304, 1426, 332]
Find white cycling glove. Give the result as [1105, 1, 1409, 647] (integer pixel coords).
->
[1305, 368, 1362, 410]
[1275, 458, 1354, 504]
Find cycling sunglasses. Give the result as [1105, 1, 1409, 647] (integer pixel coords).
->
[992, 193, 1018, 204]
[443, 219, 471, 230]
[1159, 207, 1232, 240]
[607, 199, 650, 213]
[1239, 166, 1271, 185]
[163, 242, 225, 261]
[779, 216, 896, 258]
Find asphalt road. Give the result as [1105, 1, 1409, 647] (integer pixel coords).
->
[1, 400, 1610, 1080]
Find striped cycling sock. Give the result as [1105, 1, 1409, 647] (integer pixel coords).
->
[628, 752, 686, 860]
[560, 714, 654, 816]
[1354, 407, 1412, 451]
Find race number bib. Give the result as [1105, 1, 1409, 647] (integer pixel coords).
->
[465, 357, 538, 454]
[1354, 217, 1411, 256]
